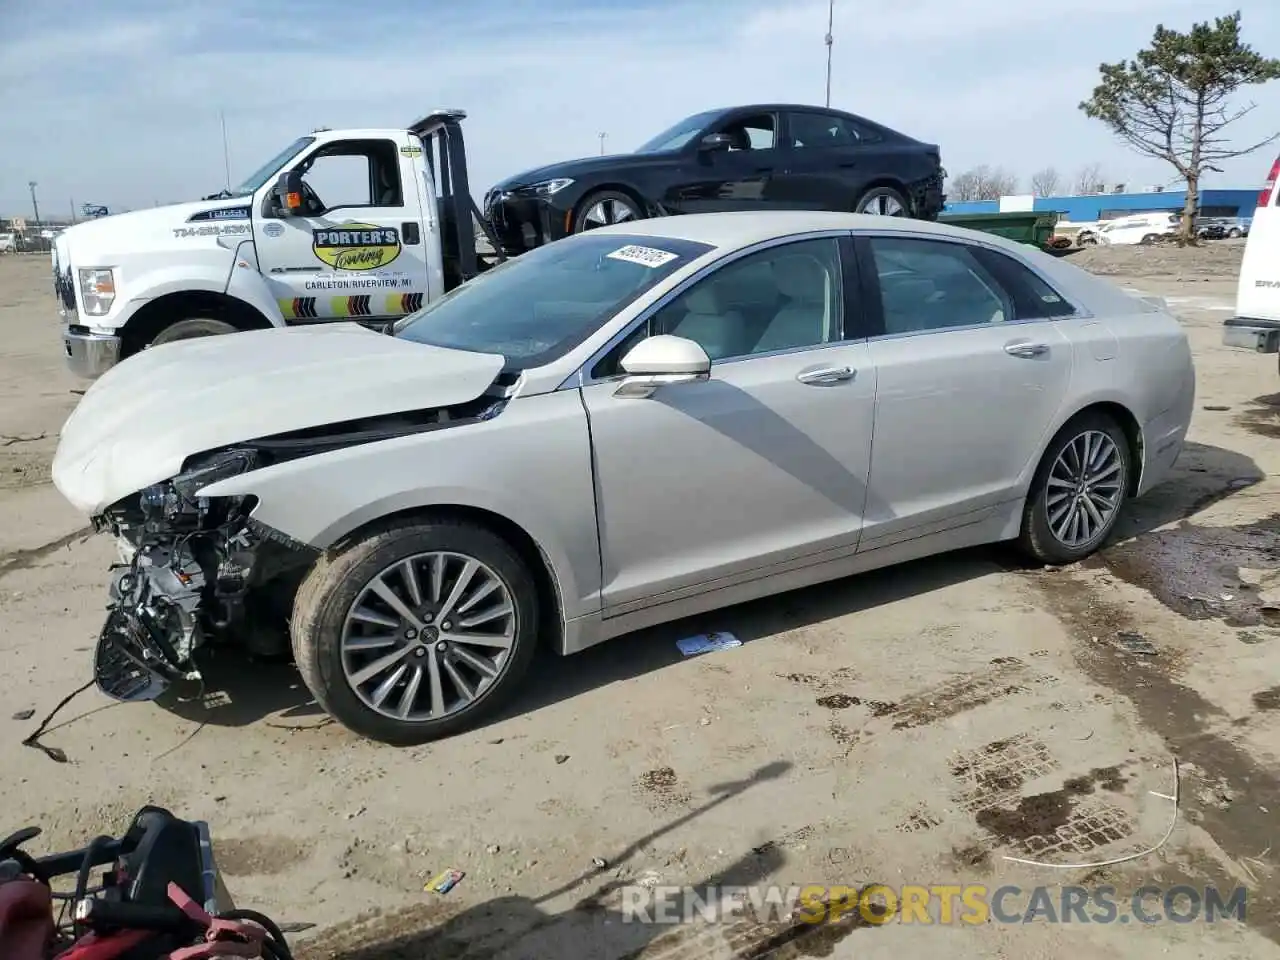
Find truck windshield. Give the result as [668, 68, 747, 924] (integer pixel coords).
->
[230, 136, 316, 197]
[393, 233, 714, 369]
[634, 110, 723, 153]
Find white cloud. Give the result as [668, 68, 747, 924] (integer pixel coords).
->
[2, 0, 1280, 216]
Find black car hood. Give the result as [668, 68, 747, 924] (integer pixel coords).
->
[492, 151, 676, 191]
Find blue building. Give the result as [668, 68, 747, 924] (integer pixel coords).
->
[944, 188, 1259, 222]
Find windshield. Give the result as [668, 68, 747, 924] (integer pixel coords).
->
[229, 136, 315, 197]
[393, 233, 715, 368]
[634, 110, 723, 153]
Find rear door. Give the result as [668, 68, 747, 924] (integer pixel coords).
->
[856, 233, 1075, 550]
[253, 134, 431, 327]
[777, 110, 883, 211]
[1237, 153, 1280, 321]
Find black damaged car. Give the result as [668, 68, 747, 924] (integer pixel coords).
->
[482, 103, 945, 255]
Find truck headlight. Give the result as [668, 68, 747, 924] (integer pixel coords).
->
[78, 268, 116, 316]
[517, 178, 575, 197]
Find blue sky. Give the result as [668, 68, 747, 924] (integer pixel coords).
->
[3, 0, 1280, 217]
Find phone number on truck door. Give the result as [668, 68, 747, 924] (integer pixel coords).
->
[172, 224, 252, 239]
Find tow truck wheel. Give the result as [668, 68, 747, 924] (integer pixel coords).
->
[571, 190, 643, 233]
[149, 317, 238, 347]
[291, 517, 540, 746]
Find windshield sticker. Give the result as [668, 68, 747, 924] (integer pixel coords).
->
[400, 144, 423, 156]
[263, 222, 285, 238]
[313, 223, 401, 271]
[187, 206, 249, 222]
[607, 244, 679, 268]
[172, 223, 251, 239]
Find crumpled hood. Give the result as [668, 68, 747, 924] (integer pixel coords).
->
[52, 323, 505, 514]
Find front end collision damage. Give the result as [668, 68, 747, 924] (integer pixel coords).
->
[90, 396, 509, 705]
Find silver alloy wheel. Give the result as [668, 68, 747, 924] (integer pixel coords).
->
[340, 551, 517, 722]
[857, 193, 906, 216]
[1045, 430, 1123, 548]
[581, 197, 638, 229]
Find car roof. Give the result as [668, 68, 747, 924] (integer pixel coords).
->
[586, 210, 1003, 251]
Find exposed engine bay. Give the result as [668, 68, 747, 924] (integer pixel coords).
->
[91, 394, 508, 704]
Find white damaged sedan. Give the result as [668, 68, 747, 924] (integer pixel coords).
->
[51, 212, 1195, 745]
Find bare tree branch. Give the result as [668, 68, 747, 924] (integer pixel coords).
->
[1030, 167, 1062, 197]
[1073, 163, 1106, 195]
[948, 165, 1020, 201]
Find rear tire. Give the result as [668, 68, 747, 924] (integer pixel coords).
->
[291, 518, 540, 746]
[1017, 412, 1131, 565]
[148, 317, 238, 347]
[854, 186, 911, 217]
[1076, 232, 1097, 247]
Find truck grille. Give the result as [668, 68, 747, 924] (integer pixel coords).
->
[53, 265, 75, 312]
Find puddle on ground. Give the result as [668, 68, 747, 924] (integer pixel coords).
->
[1235, 391, 1280, 439]
[1088, 512, 1280, 627]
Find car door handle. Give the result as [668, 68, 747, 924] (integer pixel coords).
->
[1004, 341, 1049, 358]
[797, 365, 855, 385]
[755, 167, 773, 174]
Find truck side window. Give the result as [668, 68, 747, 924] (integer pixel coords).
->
[300, 139, 404, 213]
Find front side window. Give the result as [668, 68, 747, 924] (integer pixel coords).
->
[713, 113, 777, 151]
[635, 110, 723, 153]
[295, 139, 403, 214]
[641, 238, 843, 366]
[868, 236, 1013, 334]
[394, 233, 713, 370]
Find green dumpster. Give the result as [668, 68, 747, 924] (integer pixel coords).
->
[936, 210, 1061, 249]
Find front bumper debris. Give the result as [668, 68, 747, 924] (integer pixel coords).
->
[63, 325, 121, 379]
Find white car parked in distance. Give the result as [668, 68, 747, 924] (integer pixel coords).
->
[1095, 212, 1180, 246]
[51, 211, 1196, 745]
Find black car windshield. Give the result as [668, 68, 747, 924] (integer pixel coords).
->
[393, 233, 714, 368]
[634, 110, 723, 153]
[230, 136, 315, 197]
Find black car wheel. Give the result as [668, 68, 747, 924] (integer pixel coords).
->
[1228, 228, 1242, 238]
[572, 190, 644, 233]
[855, 186, 911, 217]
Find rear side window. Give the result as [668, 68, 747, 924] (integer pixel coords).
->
[969, 247, 1077, 319]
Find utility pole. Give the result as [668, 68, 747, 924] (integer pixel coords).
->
[824, 0, 835, 108]
[220, 110, 232, 191]
[70, 197, 77, 223]
[28, 181, 40, 226]
[598, 132, 607, 155]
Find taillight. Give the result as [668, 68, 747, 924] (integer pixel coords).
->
[1258, 153, 1280, 207]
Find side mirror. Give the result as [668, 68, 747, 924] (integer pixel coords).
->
[615, 335, 711, 399]
[698, 133, 734, 153]
[274, 170, 305, 217]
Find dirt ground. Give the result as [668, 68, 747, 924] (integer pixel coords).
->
[1, 242, 1277, 960]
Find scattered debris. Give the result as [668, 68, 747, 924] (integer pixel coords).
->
[815, 694, 859, 709]
[0, 432, 47, 447]
[486, 844, 501, 854]
[488, 738, 504, 745]
[591, 856, 607, 869]
[278, 922, 316, 934]
[11, 709, 34, 721]
[698, 717, 711, 726]
[1202, 405, 1231, 412]
[1109, 631, 1158, 655]
[637, 870, 662, 887]
[554, 754, 570, 764]
[676, 631, 742, 657]
[345, 806, 366, 820]
[425, 868, 465, 894]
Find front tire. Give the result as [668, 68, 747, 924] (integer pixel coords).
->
[571, 190, 643, 233]
[1017, 413, 1131, 565]
[149, 317, 238, 347]
[291, 518, 540, 745]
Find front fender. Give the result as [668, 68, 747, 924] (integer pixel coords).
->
[197, 390, 602, 620]
[225, 240, 287, 327]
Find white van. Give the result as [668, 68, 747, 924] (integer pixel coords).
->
[1096, 212, 1179, 246]
[1223, 153, 1280, 361]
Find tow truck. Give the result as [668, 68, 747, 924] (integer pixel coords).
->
[53, 110, 504, 378]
